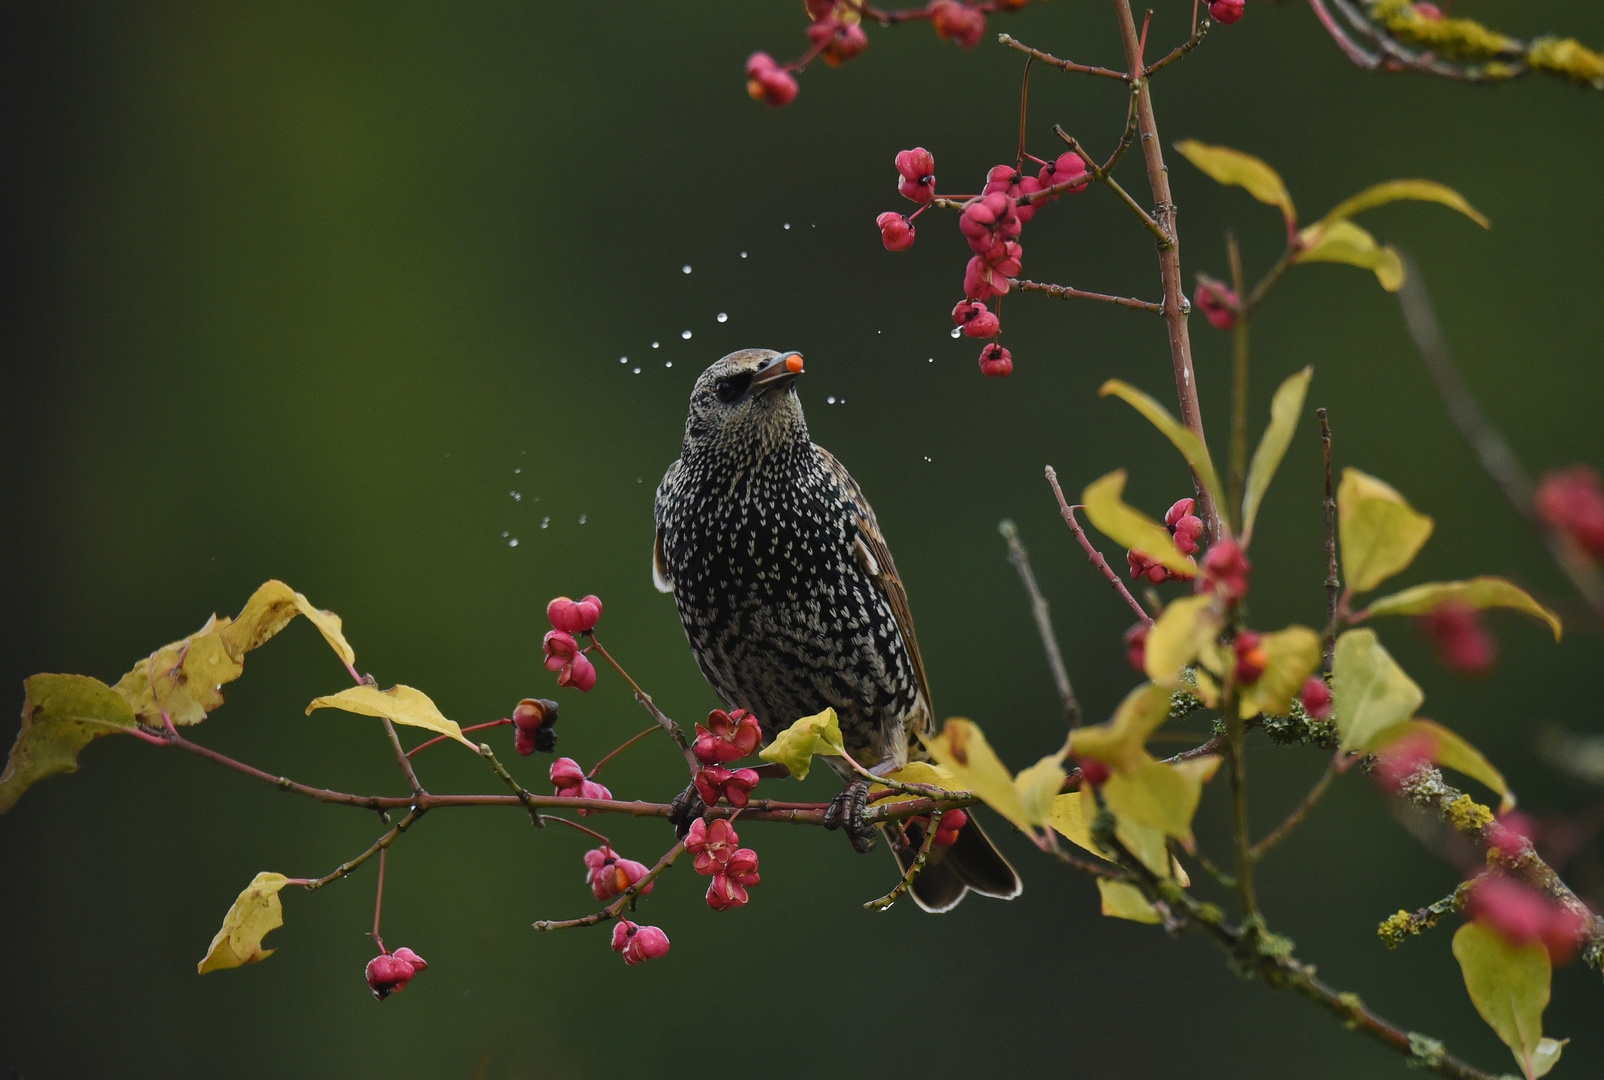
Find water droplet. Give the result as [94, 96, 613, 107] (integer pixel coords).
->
[665, 361, 673, 368]
[717, 312, 728, 323]
[511, 491, 521, 501]
[827, 395, 837, 404]
[950, 327, 962, 338]
[541, 516, 550, 529]
[681, 330, 692, 340]
[501, 530, 509, 537]
[783, 223, 791, 230]
[509, 538, 520, 547]
[928, 357, 934, 363]
[682, 264, 692, 274]
[578, 514, 587, 525]
[619, 356, 628, 364]
[513, 467, 521, 474]
[740, 251, 748, 259]
[923, 456, 932, 462]
[652, 341, 660, 349]
[633, 367, 641, 374]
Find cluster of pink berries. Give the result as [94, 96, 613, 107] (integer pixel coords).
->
[543, 594, 603, 691]
[584, 846, 654, 902]
[550, 757, 612, 814]
[692, 708, 763, 808]
[1127, 498, 1205, 584]
[687, 817, 763, 910]
[1535, 465, 1604, 560]
[365, 947, 428, 1000]
[1417, 601, 1495, 677]
[612, 920, 671, 965]
[878, 147, 1093, 377]
[511, 697, 559, 756]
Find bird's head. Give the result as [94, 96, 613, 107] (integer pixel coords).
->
[682, 348, 808, 455]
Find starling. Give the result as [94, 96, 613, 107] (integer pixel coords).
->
[653, 348, 1021, 912]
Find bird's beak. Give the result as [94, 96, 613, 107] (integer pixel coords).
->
[751, 351, 804, 393]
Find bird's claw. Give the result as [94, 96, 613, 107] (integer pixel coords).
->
[823, 776, 877, 853]
[668, 782, 706, 839]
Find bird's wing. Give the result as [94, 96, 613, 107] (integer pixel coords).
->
[816, 446, 934, 715]
[652, 459, 682, 593]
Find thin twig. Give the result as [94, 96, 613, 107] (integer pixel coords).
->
[1045, 466, 1153, 625]
[408, 719, 509, 758]
[587, 637, 701, 773]
[1226, 231, 1249, 529]
[371, 846, 388, 951]
[864, 818, 941, 911]
[382, 718, 425, 797]
[999, 519, 1081, 727]
[588, 725, 662, 779]
[479, 743, 545, 827]
[1251, 748, 1345, 861]
[303, 808, 424, 890]
[998, 33, 1129, 81]
[1010, 278, 1161, 313]
[532, 840, 686, 931]
[1143, 19, 1209, 76]
[1053, 125, 1168, 242]
[1220, 664, 1258, 920]
[1319, 408, 1340, 672]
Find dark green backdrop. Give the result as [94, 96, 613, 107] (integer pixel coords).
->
[4, 2, 1602, 1077]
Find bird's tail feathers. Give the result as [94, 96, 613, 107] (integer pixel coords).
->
[883, 815, 1022, 914]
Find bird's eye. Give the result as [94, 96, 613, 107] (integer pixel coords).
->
[714, 373, 751, 403]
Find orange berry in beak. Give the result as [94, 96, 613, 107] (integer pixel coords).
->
[786, 354, 804, 374]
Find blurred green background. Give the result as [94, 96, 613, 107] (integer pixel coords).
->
[4, 1, 1602, 1077]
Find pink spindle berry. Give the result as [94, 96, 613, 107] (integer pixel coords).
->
[978, 343, 1013, 377]
[611, 920, 671, 965]
[707, 847, 762, 910]
[1534, 466, 1604, 559]
[1128, 550, 1168, 585]
[928, 0, 985, 48]
[697, 766, 761, 808]
[1233, 631, 1268, 686]
[1077, 757, 1112, 788]
[550, 757, 612, 813]
[365, 948, 426, 1000]
[547, 594, 603, 634]
[932, 808, 968, 847]
[560, 651, 597, 691]
[745, 52, 798, 107]
[584, 847, 655, 902]
[1124, 622, 1149, 673]
[686, 817, 742, 874]
[1464, 874, 1589, 964]
[876, 211, 916, 251]
[895, 147, 936, 204]
[1412, 2, 1443, 19]
[1165, 498, 1206, 555]
[511, 697, 559, 755]
[693, 708, 763, 765]
[1298, 676, 1332, 720]
[543, 630, 598, 691]
[1486, 811, 1537, 856]
[1199, 538, 1251, 601]
[1195, 275, 1240, 331]
[952, 299, 1000, 338]
[809, 19, 869, 66]
[1372, 730, 1438, 795]
[1417, 601, 1496, 676]
[1209, 0, 1245, 24]
[1037, 152, 1089, 197]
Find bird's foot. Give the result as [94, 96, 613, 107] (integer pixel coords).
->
[668, 782, 706, 839]
[822, 776, 877, 854]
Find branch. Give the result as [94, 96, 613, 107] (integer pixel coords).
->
[1045, 466, 1153, 625]
[1143, 19, 1209, 76]
[999, 519, 1081, 727]
[533, 840, 687, 931]
[1010, 278, 1161, 313]
[1251, 748, 1346, 861]
[1318, 408, 1340, 671]
[998, 33, 1129, 81]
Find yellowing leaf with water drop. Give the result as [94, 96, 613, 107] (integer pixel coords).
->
[1081, 471, 1194, 575]
[1452, 921, 1555, 1080]
[1529, 1039, 1567, 1080]
[1365, 718, 1514, 812]
[924, 718, 1041, 832]
[1332, 629, 1424, 752]
[1295, 220, 1404, 291]
[1320, 179, 1490, 231]
[1069, 683, 1173, 774]
[1238, 626, 1323, 720]
[1103, 755, 1222, 844]
[1144, 595, 1223, 687]
[198, 872, 290, 973]
[1100, 380, 1228, 520]
[1359, 577, 1561, 641]
[1241, 366, 1313, 544]
[1099, 879, 1163, 923]
[0, 674, 138, 813]
[307, 684, 476, 750]
[1174, 140, 1296, 227]
[1338, 469, 1435, 593]
[758, 707, 845, 781]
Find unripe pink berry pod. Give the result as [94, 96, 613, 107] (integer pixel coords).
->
[559, 652, 598, 691]
[928, 0, 985, 48]
[745, 53, 798, 107]
[514, 728, 538, 756]
[817, 21, 868, 66]
[1233, 630, 1268, 685]
[390, 947, 428, 972]
[1209, 0, 1245, 24]
[1127, 549, 1169, 584]
[550, 757, 585, 790]
[962, 310, 1000, 338]
[705, 872, 752, 910]
[1012, 176, 1043, 222]
[1124, 622, 1149, 673]
[895, 147, 936, 203]
[1164, 498, 1197, 528]
[1534, 466, 1604, 558]
[951, 299, 987, 327]
[963, 257, 1001, 301]
[1372, 730, 1439, 794]
[1037, 152, 1089, 196]
[611, 919, 636, 953]
[1077, 758, 1112, 787]
[1171, 515, 1205, 556]
[1417, 601, 1496, 676]
[623, 924, 671, 964]
[365, 953, 417, 1000]
[1195, 276, 1240, 331]
[1199, 538, 1252, 601]
[876, 212, 916, 251]
[978, 343, 1013, 377]
[1298, 676, 1332, 720]
[542, 630, 579, 670]
[547, 595, 603, 634]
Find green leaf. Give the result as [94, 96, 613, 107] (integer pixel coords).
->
[1359, 577, 1562, 641]
[1240, 366, 1313, 544]
[307, 684, 477, 751]
[1102, 755, 1222, 843]
[1451, 921, 1554, 1080]
[1531, 1038, 1567, 1080]
[1366, 718, 1515, 813]
[1144, 594, 1223, 687]
[1295, 220, 1404, 291]
[1338, 468, 1435, 593]
[1081, 471, 1194, 575]
[1320, 179, 1490, 231]
[924, 718, 1037, 832]
[1237, 626, 1323, 720]
[758, 707, 846, 781]
[1069, 683, 1174, 774]
[1174, 139, 1296, 227]
[0, 674, 138, 813]
[198, 872, 290, 973]
[1099, 380, 1228, 523]
[1332, 629, 1424, 752]
[1098, 878, 1162, 923]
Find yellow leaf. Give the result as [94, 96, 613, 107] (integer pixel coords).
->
[758, 707, 845, 781]
[1338, 468, 1435, 593]
[307, 684, 477, 750]
[0, 674, 138, 814]
[1240, 366, 1313, 544]
[1144, 595, 1222, 687]
[1081, 471, 1194, 575]
[925, 718, 1035, 833]
[1332, 629, 1424, 752]
[1295, 219, 1404, 291]
[1049, 789, 1190, 883]
[223, 580, 357, 672]
[1069, 683, 1173, 774]
[870, 761, 958, 803]
[1237, 626, 1322, 720]
[198, 872, 290, 973]
[1531, 1038, 1567, 1080]
[1098, 878, 1162, 923]
[1451, 921, 1555, 1080]
[1320, 179, 1490, 231]
[1014, 752, 1068, 827]
[1174, 139, 1296, 226]
[1103, 755, 1222, 843]
[1099, 380, 1228, 523]
[1360, 577, 1561, 641]
[1049, 790, 1095, 852]
[1365, 718, 1515, 813]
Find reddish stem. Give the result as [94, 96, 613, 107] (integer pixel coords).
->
[589, 724, 662, 778]
[372, 846, 388, 953]
[407, 719, 511, 758]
